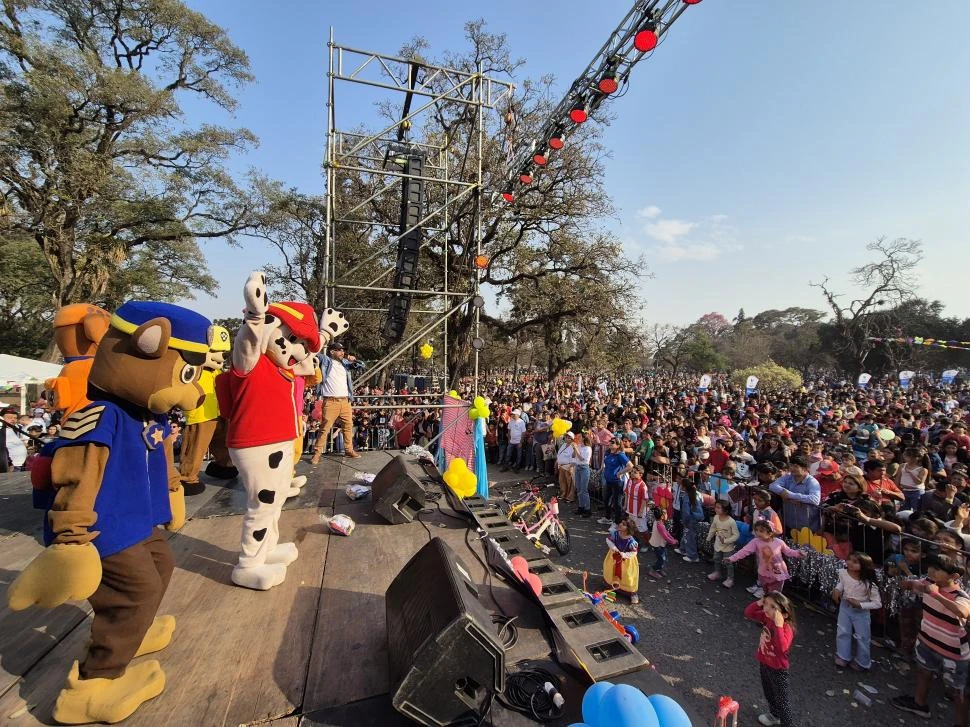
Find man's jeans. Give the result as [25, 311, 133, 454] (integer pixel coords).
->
[574, 464, 591, 510]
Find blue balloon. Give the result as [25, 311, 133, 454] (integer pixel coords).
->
[581, 681, 615, 726]
[736, 521, 753, 548]
[599, 685, 658, 727]
[648, 694, 692, 727]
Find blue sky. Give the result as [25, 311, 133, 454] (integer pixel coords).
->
[186, 0, 969, 326]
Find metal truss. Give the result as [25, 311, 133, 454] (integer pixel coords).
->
[506, 0, 701, 187]
[324, 31, 514, 396]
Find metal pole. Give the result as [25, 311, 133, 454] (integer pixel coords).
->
[473, 63, 484, 399]
[324, 26, 335, 309]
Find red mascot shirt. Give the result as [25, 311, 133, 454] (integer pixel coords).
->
[216, 355, 298, 448]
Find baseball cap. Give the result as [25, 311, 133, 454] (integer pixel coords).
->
[512, 409, 522, 416]
[563, 431, 574, 439]
[327, 341, 345, 351]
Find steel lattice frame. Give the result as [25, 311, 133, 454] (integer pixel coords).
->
[324, 30, 514, 396]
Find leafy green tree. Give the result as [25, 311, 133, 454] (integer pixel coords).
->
[0, 233, 53, 357]
[731, 361, 803, 392]
[0, 0, 263, 359]
[682, 332, 727, 373]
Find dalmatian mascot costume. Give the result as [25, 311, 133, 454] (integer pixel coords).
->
[216, 272, 348, 590]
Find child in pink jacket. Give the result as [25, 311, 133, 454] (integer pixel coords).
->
[727, 520, 804, 595]
[646, 506, 678, 579]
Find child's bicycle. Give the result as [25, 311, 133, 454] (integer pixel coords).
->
[504, 485, 570, 555]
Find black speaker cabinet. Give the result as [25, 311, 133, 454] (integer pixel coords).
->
[371, 455, 427, 524]
[386, 537, 506, 726]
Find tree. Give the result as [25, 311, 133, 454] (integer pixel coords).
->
[0, 233, 53, 357]
[682, 332, 727, 373]
[812, 238, 922, 375]
[301, 21, 637, 380]
[0, 0, 264, 359]
[695, 312, 732, 340]
[730, 361, 803, 392]
[649, 324, 694, 376]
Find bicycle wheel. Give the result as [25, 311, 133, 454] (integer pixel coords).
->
[545, 519, 570, 555]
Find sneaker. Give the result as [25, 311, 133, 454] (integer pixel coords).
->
[683, 556, 699, 563]
[630, 594, 640, 604]
[707, 572, 722, 581]
[850, 661, 870, 672]
[757, 714, 781, 727]
[746, 584, 761, 594]
[722, 579, 734, 588]
[597, 517, 613, 525]
[834, 656, 848, 668]
[751, 587, 765, 599]
[673, 548, 685, 556]
[647, 570, 662, 580]
[890, 695, 930, 719]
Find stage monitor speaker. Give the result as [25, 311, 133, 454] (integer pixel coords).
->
[386, 537, 505, 726]
[371, 455, 427, 525]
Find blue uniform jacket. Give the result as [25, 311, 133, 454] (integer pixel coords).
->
[43, 401, 172, 559]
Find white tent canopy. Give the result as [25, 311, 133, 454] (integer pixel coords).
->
[0, 354, 62, 413]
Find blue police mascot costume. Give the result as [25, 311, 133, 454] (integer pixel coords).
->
[8, 301, 212, 724]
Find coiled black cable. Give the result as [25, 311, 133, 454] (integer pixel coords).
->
[496, 667, 564, 722]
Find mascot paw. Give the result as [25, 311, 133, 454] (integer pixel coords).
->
[286, 486, 302, 499]
[290, 475, 307, 489]
[53, 660, 165, 724]
[244, 271, 269, 318]
[133, 615, 176, 658]
[266, 542, 299, 567]
[204, 461, 238, 480]
[231, 563, 287, 591]
[180, 480, 205, 497]
[8, 543, 102, 611]
[164, 485, 186, 531]
[318, 308, 350, 346]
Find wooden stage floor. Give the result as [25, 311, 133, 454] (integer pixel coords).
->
[0, 453, 585, 726]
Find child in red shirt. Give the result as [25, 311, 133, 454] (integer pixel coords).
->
[744, 593, 797, 727]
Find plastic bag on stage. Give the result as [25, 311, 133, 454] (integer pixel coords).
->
[352, 471, 376, 484]
[345, 483, 371, 501]
[322, 514, 356, 536]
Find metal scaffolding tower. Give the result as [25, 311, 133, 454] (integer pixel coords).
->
[323, 31, 514, 395]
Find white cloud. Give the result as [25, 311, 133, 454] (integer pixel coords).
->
[652, 242, 725, 262]
[628, 209, 742, 263]
[645, 218, 695, 244]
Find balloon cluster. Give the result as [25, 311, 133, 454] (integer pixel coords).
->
[570, 682, 692, 727]
[443, 457, 477, 498]
[550, 417, 572, 439]
[468, 396, 490, 420]
[448, 389, 460, 399]
[419, 343, 433, 360]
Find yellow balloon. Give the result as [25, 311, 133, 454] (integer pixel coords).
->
[420, 343, 433, 359]
[468, 395, 491, 420]
[443, 457, 477, 498]
[449, 390, 459, 399]
[550, 417, 572, 439]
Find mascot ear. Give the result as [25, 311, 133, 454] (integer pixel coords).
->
[131, 317, 172, 358]
[81, 308, 110, 345]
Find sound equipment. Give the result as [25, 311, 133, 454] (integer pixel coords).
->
[371, 455, 427, 525]
[386, 537, 505, 726]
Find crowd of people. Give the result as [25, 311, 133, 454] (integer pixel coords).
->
[456, 369, 970, 727]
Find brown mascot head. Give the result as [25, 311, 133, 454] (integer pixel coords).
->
[88, 301, 214, 414]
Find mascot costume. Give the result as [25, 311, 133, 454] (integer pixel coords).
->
[216, 272, 348, 590]
[178, 325, 231, 495]
[9, 301, 211, 724]
[46, 304, 112, 417]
